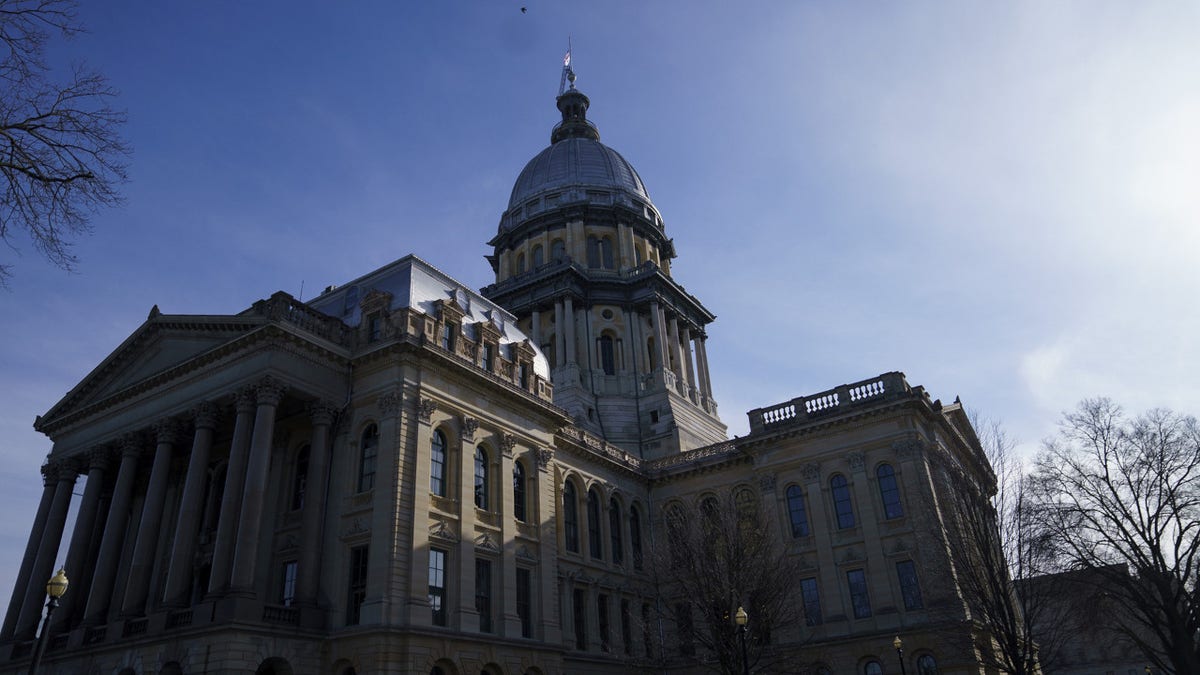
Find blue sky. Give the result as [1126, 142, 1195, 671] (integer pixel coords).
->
[2, 1, 1198, 605]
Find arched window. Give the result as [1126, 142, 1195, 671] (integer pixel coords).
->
[609, 497, 623, 565]
[917, 654, 938, 675]
[666, 503, 687, 568]
[551, 239, 565, 262]
[599, 237, 614, 268]
[877, 463, 904, 519]
[358, 425, 379, 493]
[831, 475, 855, 529]
[598, 334, 616, 375]
[563, 481, 579, 553]
[586, 236, 615, 269]
[513, 460, 527, 522]
[516, 252, 526, 274]
[630, 504, 643, 569]
[786, 485, 810, 537]
[291, 445, 310, 511]
[864, 662, 883, 675]
[474, 446, 490, 510]
[430, 429, 447, 497]
[587, 489, 603, 559]
[532, 244, 544, 267]
[634, 245, 644, 265]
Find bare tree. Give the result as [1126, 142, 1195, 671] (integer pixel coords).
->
[1, 0, 128, 285]
[1031, 398, 1200, 674]
[937, 415, 1074, 674]
[647, 489, 807, 675]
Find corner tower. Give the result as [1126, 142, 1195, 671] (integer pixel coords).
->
[481, 65, 726, 459]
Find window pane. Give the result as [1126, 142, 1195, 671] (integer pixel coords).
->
[598, 594, 610, 652]
[564, 482, 579, 553]
[475, 559, 493, 633]
[630, 505, 643, 570]
[281, 560, 298, 607]
[516, 568, 532, 638]
[429, 548, 447, 626]
[474, 446, 489, 510]
[513, 461, 527, 522]
[917, 654, 938, 675]
[587, 490, 603, 559]
[897, 560, 924, 610]
[787, 485, 810, 537]
[291, 445, 310, 511]
[800, 576, 822, 625]
[430, 430, 447, 496]
[831, 475, 855, 529]
[573, 588, 587, 650]
[847, 569, 872, 618]
[877, 463, 904, 519]
[865, 662, 883, 675]
[609, 498, 623, 565]
[347, 545, 368, 625]
[358, 426, 378, 493]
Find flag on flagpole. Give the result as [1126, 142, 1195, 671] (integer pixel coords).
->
[563, 50, 571, 67]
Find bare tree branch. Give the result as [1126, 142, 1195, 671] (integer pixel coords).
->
[0, 0, 129, 285]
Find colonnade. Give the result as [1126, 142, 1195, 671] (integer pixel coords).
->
[0, 377, 337, 643]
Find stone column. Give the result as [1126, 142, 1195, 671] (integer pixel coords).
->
[680, 326, 697, 399]
[230, 378, 286, 593]
[364, 390, 402, 623]
[1, 465, 58, 639]
[627, 309, 646, 374]
[563, 296, 577, 366]
[531, 309, 541, 349]
[407, 397, 437, 626]
[15, 460, 77, 638]
[536, 449, 561, 644]
[456, 429, 480, 631]
[208, 388, 256, 595]
[650, 302, 669, 372]
[51, 449, 110, 630]
[696, 336, 714, 399]
[121, 420, 180, 616]
[845, 451, 892, 612]
[499, 435, 522, 637]
[83, 439, 141, 624]
[162, 403, 218, 606]
[553, 301, 565, 368]
[296, 402, 336, 607]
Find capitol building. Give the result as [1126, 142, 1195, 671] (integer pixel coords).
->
[0, 68, 999, 675]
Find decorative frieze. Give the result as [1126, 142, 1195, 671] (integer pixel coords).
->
[846, 450, 865, 471]
[758, 473, 777, 493]
[802, 462, 821, 481]
[893, 438, 926, 459]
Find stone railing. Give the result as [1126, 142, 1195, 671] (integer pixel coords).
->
[262, 604, 299, 625]
[250, 291, 351, 346]
[558, 426, 642, 470]
[643, 440, 740, 474]
[747, 372, 911, 433]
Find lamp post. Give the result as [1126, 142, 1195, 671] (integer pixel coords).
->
[734, 606, 749, 675]
[893, 635, 908, 675]
[28, 567, 69, 675]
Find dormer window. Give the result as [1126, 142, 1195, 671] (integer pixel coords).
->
[518, 362, 530, 389]
[442, 323, 457, 352]
[367, 314, 382, 343]
[482, 344, 494, 372]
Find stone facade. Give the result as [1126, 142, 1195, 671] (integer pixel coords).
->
[1, 74, 1004, 675]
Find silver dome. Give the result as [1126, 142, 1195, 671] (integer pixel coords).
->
[507, 137, 651, 211]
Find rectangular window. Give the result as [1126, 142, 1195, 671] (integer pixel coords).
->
[516, 568, 533, 638]
[346, 546, 368, 625]
[519, 362, 529, 388]
[598, 594, 611, 652]
[441, 322, 457, 351]
[621, 599, 633, 655]
[280, 560, 298, 607]
[896, 560, 924, 610]
[368, 313, 382, 342]
[799, 576, 822, 625]
[482, 343, 493, 371]
[573, 589, 587, 650]
[847, 569, 872, 619]
[475, 558, 493, 633]
[429, 548, 447, 626]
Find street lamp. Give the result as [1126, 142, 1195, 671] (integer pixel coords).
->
[29, 567, 69, 675]
[734, 606, 749, 675]
[893, 635, 908, 675]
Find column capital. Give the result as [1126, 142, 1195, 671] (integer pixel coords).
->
[536, 447, 554, 471]
[461, 416, 478, 443]
[47, 458, 78, 482]
[119, 433, 142, 459]
[802, 462, 821, 482]
[87, 446, 112, 472]
[192, 401, 219, 430]
[235, 385, 257, 414]
[154, 418, 181, 445]
[845, 450, 866, 472]
[40, 461, 59, 485]
[418, 397, 437, 424]
[501, 433, 518, 457]
[309, 400, 338, 427]
[255, 376, 286, 407]
[378, 389, 402, 417]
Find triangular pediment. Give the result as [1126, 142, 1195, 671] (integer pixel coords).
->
[38, 313, 266, 430]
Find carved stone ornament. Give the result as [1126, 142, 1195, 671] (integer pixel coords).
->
[193, 401, 219, 430]
[378, 389, 402, 417]
[341, 517, 369, 539]
[461, 416, 478, 442]
[802, 462, 821, 481]
[309, 401, 338, 427]
[40, 462, 59, 485]
[87, 447, 112, 472]
[429, 519, 459, 543]
[536, 447, 553, 470]
[280, 534, 299, 553]
[234, 386, 257, 414]
[516, 544, 538, 563]
[501, 433, 518, 455]
[846, 450, 866, 471]
[418, 397, 438, 423]
[893, 438, 926, 459]
[758, 473, 777, 493]
[255, 376, 287, 407]
[475, 532, 500, 553]
[153, 419, 181, 445]
[119, 433, 142, 459]
[840, 548, 864, 564]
